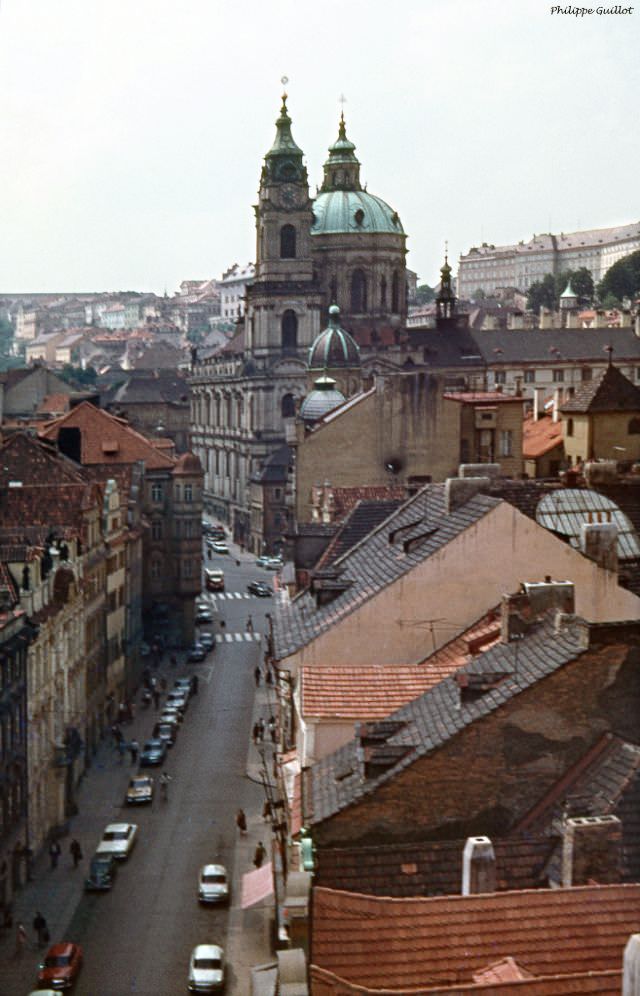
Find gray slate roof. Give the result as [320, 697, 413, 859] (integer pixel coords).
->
[272, 484, 500, 661]
[470, 326, 640, 365]
[304, 618, 587, 829]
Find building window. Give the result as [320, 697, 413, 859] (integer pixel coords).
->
[184, 484, 193, 503]
[494, 371, 506, 385]
[581, 367, 592, 381]
[524, 370, 536, 383]
[281, 393, 296, 418]
[281, 310, 298, 351]
[280, 224, 296, 259]
[566, 418, 574, 436]
[151, 483, 163, 503]
[499, 430, 513, 457]
[151, 559, 162, 579]
[274, 488, 282, 500]
[553, 369, 564, 382]
[183, 559, 193, 579]
[391, 270, 400, 313]
[629, 418, 640, 435]
[151, 520, 163, 540]
[380, 276, 387, 309]
[351, 269, 367, 313]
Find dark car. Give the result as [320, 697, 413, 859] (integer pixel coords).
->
[195, 608, 214, 624]
[200, 632, 215, 651]
[174, 677, 193, 698]
[139, 738, 167, 767]
[153, 720, 177, 748]
[84, 853, 117, 892]
[37, 941, 83, 989]
[247, 580, 272, 597]
[187, 642, 207, 662]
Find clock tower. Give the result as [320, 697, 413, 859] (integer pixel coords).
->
[246, 92, 322, 355]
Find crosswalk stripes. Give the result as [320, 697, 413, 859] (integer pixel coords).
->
[215, 631, 261, 643]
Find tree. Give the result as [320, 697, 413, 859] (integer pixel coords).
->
[59, 364, 98, 388]
[414, 284, 435, 305]
[597, 249, 640, 303]
[555, 267, 594, 304]
[526, 273, 556, 312]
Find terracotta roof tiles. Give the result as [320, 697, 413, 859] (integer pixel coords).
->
[522, 414, 563, 460]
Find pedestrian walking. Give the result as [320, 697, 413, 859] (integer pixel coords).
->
[191, 674, 199, 696]
[253, 841, 267, 869]
[117, 738, 126, 763]
[129, 739, 139, 765]
[262, 799, 272, 822]
[170, 654, 177, 668]
[153, 688, 160, 709]
[33, 911, 48, 946]
[111, 724, 121, 747]
[15, 922, 27, 958]
[236, 809, 248, 835]
[49, 839, 61, 870]
[246, 614, 254, 633]
[70, 839, 83, 868]
[254, 664, 261, 687]
[258, 717, 265, 742]
[265, 667, 273, 686]
[252, 721, 260, 745]
[268, 716, 276, 744]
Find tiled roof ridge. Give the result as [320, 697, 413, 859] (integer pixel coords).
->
[313, 879, 640, 906]
[40, 400, 176, 467]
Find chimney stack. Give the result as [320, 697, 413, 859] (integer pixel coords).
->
[444, 477, 490, 515]
[501, 581, 574, 642]
[561, 815, 622, 888]
[580, 522, 618, 573]
[462, 836, 496, 895]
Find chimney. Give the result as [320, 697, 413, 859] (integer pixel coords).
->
[623, 934, 640, 996]
[444, 476, 490, 514]
[635, 310, 640, 339]
[459, 463, 500, 480]
[532, 387, 542, 421]
[501, 581, 574, 642]
[462, 836, 496, 895]
[584, 460, 618, 486]
[561, 815, 622, 887]
[552, 388, 561, 423]
[580, 521, 618, 573]
[539, 307, 553, 330]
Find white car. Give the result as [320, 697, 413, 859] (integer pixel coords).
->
[188, 944, 225, 992]
[198, 864, 229, 904]
[210, 541, 229, 555]
[96, 822, 138, 860]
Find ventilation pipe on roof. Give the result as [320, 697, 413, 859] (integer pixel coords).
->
[623, 934, 640, 996]
[560, 815, 622, 888]
[552, 388, 561, 423]
[532, 388, 542, 421]
[580, 522, 618, 573]
[462, 836, 496, 896]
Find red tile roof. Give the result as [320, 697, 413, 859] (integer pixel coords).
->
[39, 401, 175, 469]
[311, 883, 640, 992]
[300, 610, 500, 720]
[472, 957, 534, 983]
[522, 414, 564, 460]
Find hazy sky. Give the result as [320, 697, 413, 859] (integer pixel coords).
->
[0, 0, 638, 293]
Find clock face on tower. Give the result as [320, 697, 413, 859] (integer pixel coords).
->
[277, 183, 305, 209]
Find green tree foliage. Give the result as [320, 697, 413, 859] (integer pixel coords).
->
[526, 274, 556, 312]
[597, 249, 640, 303]
[59, 364, 98, 387]
[555, 267, 594, 304]
[414, 284, 435, 305]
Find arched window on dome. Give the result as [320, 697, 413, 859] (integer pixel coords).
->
[280, 225, 296, 259]
[281, 393, 296, 418]
[380, 276, 387, 309]
[351, 269, 367, 314]
[391, 271, 400, 313]
[281, 310, 298, 352]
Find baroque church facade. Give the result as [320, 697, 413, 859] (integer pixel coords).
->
[190, 94, 409, 547]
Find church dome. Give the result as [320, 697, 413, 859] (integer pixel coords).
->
[311, 113, 404, 236]
[308, 306, 360, 369]
[299, 374, 345, 423]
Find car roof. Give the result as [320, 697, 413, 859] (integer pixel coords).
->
[130, 774, 151, 781]
[45, 942, 77, 956]
[144, 738, 164, 747]
[104, 822, 135, 832]
[201, 863, 227, 876]
[193, 944, 223, 957]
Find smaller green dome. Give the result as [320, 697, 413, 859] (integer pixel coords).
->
[300, 375, 345, 423]
[308, 306, 360, 369]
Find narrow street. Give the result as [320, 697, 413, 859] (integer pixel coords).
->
[1, 544, 279, 995]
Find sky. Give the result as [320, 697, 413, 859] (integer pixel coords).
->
[0, 0, 638, 294]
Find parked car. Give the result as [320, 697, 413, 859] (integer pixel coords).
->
[140, 738, 167, 767]
[96, 822, 138, 861]
[205, 568, 225, 591]
[197, 864, 229, 904]
[153, 720, 177, 748]
[266, 556, 283, 570]
[210, 540, 229, 555]
[247, 580, 272, 597]
[37, 942, 83, 990]
[84, 853, 118, 891]
[196, 608, 214, 624]
[200, 632, 215, 651]
[167, 688, 189, 710]
[188, 944, 225, 992]
[255, 555, 271, 569]
[174, 677, 193, 698]
[125, 774, 154, 805]
[160, 706, 183, 726]
[187, 642, 207, 663]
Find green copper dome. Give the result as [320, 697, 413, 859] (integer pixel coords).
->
[312, 113, 404, 236]
[308, 305, 360, 369]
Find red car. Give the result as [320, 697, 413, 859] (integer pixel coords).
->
[37, 941, 83, 989]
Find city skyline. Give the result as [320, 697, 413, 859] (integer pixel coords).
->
[0, 0, 638, 293]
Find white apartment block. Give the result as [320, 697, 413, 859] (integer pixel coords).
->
[458, 222, 640, 300]
[219, 263, 255, 319]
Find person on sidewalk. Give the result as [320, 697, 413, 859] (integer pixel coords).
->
[268, 716, 277, 744]
[153, 688, 160, 709]
[15, 922, 27, 958]
[246, 614, 254, 633]
[236, 809, 248, 835]
[252, 721, 260, 745]
[129, 739, 139, 765]
[253, 841, 267, 869]
[49, 839, 61, 870]
[254, 664, 261, 687]
[33, 911, 48, 946]
[70, 839, 83, 868]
